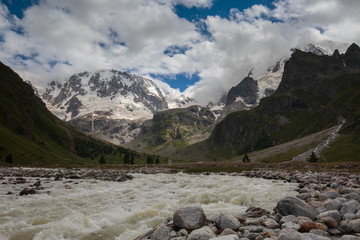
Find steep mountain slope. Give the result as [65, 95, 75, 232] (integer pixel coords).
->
[206, 43, 360, 160]
[126, 105, 216, 155]
[0, 62, 133, 166]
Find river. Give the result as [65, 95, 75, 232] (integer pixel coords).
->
[0, 173, 297, 240]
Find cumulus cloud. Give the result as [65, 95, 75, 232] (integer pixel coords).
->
[0, 0, 359, 104]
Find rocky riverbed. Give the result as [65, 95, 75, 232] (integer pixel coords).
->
[139, 170, 360, 240]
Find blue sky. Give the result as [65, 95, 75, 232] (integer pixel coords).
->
[0, 0, 359, 103]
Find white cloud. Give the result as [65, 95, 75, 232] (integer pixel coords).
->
[0, 0, 359, 105]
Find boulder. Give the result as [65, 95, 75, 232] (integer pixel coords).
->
[320, 216, 337, 228]
[281, 222, 300, 231]
[309, 229, 329, 237]
[216, 214, 241, 231]
[349, 219, 360, 233]
[151, 225, 170, 240]
[19, 188, 37, 196]
[340, 200, 360, 216]
[325, 199, 343, 211]
[245, 207, 270, 218]
[263, 218, 280, 229]
[173, 206, 207, 230]
[317, 210, 342, 222]
[274, 197, 319, 220]
[340, 235, 360, 240]
[187, 226, 216, 240]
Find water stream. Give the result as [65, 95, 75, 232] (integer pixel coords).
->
[0, 173, 297, 240]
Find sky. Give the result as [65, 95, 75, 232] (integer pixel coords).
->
[1, 0, 360, 104]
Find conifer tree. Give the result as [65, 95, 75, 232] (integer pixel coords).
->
[124, 153, 130, 164]
[130, 154, 135, 165]
[5, 153, 13, 163]
[99, 155, 106, 164]
[242, 154, 250, 163]
[308, 152, 318, 162]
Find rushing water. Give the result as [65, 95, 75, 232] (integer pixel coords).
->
[0, 173, 297, 240]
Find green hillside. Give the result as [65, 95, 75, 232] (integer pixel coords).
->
[0, 62, 135, 167]
[204, 44, 360, 161]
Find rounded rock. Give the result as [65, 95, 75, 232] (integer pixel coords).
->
[173, 206, 207, 230]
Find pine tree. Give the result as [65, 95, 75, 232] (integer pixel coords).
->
[124, 153, 130, 164]
[146, 155, 153, 164]
[155, 157, 160, 164]
[5, 154, 13, 163]
[130, 154, 135, 165]
[242, 154, 250, 163]
[99, 155, 106, 164]
[308, 152, 318, 162]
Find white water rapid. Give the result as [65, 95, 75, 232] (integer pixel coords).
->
[0, 173, 297, 240]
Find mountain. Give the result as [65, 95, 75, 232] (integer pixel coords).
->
[0, 62, 136, 166]
[126, 105, 216, 155]
[206, 43, 360, 160]
[41, 70, 169, 120]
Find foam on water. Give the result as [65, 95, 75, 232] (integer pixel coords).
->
[0, 173, 297, 240]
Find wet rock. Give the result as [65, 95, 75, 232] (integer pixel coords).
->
[263, 218, 280, 229]
[210, 235, 240, 240]
[349, 219, 360, 233]
[274, 197, 319, 220]
[187, 226, 216, 240]
[173, 206, 207, 230]
[245, 207, 270, 218]
[216, 214, 241, 231]
[19, 188, 36, 196]
[317, 210, 342, 223]
[151, 225, 170, 240]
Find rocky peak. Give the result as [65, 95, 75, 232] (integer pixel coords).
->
[344, 43, 360, 69]
[226, 76, 258, 106]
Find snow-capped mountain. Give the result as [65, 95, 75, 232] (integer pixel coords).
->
[41, 70, 178, 121]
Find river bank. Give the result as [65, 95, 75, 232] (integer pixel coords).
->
[139, 170, 360, 240]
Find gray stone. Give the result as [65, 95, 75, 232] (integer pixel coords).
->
[210, 235, 240, 240]
[328, 228, 342, 235]
[317, 210, 342, 222]
[171, 237, 186, 240]
[173, 206, 207, 230]
[178, 229, 188, 237]
[274, 197, 319, 220]
[339, 223, 353, 234]
[187, 226, 216, 240]
[171, 230, 177, 238]
[216, 214, 241, 231]
[341, 200, 360, 216]
[278, 229, 303, 240]
[219, 229, 238, 236]
[242, 226, 263, 233]
[280, 215, 296, 224]
[281, 222, 301, 231]
[302, 233, 331, 240]
[344, 213, 356, 221]
[263, 218, 280, 229]
[339, 187, 354, 195]
[340, 235, 360, 240]
[349, 219, 360, 233]
[308, 201, 323, 209]
[151, 225, 170, 240]
[325, 199, 343, 211]
[243, 232, 263, 240]
[347, 193, 360, 202]
[309, 229, 329, 237]
[297, 193, 312, 201]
